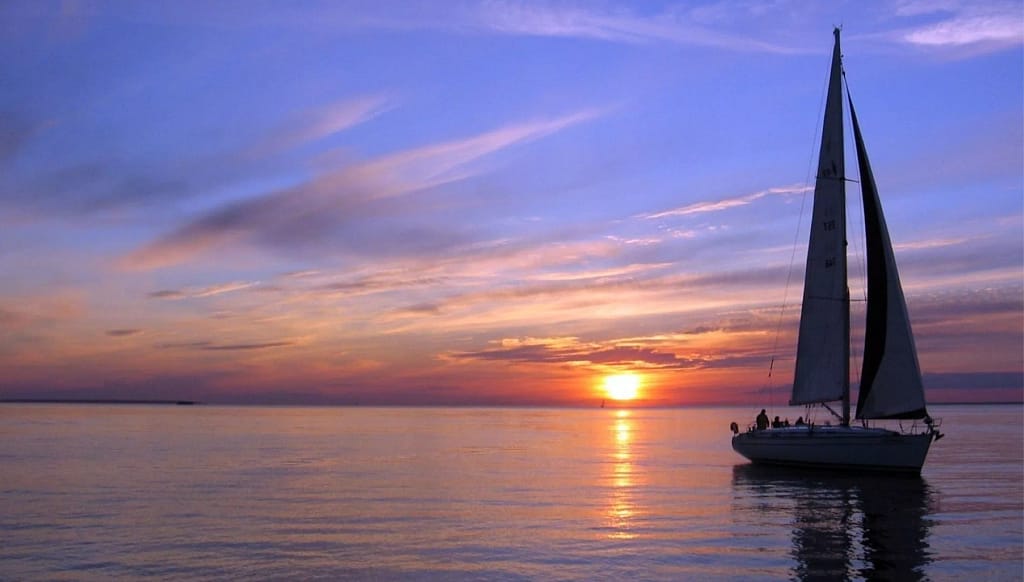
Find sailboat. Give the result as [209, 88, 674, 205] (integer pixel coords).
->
[730, 28, 943, 473]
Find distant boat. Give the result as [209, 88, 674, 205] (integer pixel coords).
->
[731, 29, 943, 473]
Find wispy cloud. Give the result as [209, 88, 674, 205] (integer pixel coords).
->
[529, 262, 673, 282]
[902, 7, 1023, 47]
[148, 281, 259, 300]
[349, 107, 607, 196]
[115, 2, 803, 53]
[887, 0, 1024, 52]
[122, 108, 606, 270]
[148, 290, 186, 300]
[157, 340, 294, 351]
[386, 261, 793, 331]
[894, 236, 970, 251]
[248, 95, 393, 156]
[2, 93, 391, 221]
[202, 341, 294, 351]
[445, 330, 770, 371]
[0, 292, 85, 330]
[192, 281, 259, 298]
[445, 335, 700, 369]
[465, 1, 802, 53]
[316, 272, 445, 296]
[106, 328, 142, 337]
[640, 184, 809, 219]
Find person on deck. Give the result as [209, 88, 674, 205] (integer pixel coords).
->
[772, 416, 782, 428]
[795, 416, 806, 426]
[756, 409, 770, 430]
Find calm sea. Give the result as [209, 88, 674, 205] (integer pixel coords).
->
[1, 404, 1021, 580]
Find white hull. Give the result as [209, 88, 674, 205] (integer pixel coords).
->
[732, 426, 934, 473]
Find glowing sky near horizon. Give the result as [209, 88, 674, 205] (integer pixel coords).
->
[1, 1, 1021, 405]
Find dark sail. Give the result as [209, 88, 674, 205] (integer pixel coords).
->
[849, 97, 928, 420]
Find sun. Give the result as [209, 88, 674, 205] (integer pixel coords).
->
[603, 373, 640, 401]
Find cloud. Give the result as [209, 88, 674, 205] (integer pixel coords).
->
[899, 236, 1022, 282]
[3, 91, 391, 220]
[396, 302, 442, 315]
[909, 287, 1023, 338]
[201, 341, 294, 351]
[348, 107, 607, 195]
[893, 0, 962, 17]
[156, 341, 213, 349]
[122, 108, 605, 269]
[148, 290, 186, 300]
[106, 328, 142, 337]
[8, 160, 190, 216]
[465, 1, 802, 53]
[437, 281, 1016, 386]
[530, 262, 674, 282]
[113, 2, 802, 53]
[440, 326, 784, 381]
[640, 185, 809, 219]
[415, 261, 792, 319]
[248, 95, 393, 156]
[447, 335, 701, 369]
[148, 281, 258, 300]
[192, 281, 259, 298]
[894, 236, 970, 251]
[885, 1, 1024, 53]
[316, 272, 445, 296]
[903, 12, 1023, 47]
[0, 292, 85, 330]
[156, 340, 294, 351]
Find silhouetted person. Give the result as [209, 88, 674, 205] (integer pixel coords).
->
[756, 409, 770, 430]
[795, 416, 806, 426]
[772, 416, 782, 428]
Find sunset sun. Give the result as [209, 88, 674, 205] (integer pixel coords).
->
[603, 373, 641, 401]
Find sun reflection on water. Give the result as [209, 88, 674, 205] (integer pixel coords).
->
[607, 410, 638, 540]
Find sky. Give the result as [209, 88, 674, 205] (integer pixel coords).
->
[1, 0, 1021, 406]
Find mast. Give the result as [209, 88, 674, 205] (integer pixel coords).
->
[791, 27, 850, 419]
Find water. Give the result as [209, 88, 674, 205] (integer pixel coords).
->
[1, 404, 1021, 580]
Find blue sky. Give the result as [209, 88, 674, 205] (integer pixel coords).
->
[1, 1, 1021, 405]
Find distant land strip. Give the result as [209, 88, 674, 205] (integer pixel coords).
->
[1, 399, 200, 405]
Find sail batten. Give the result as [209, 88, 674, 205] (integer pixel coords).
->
[791, 28, 849, 408]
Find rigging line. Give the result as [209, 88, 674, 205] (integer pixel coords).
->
[763, 47, 832, 416]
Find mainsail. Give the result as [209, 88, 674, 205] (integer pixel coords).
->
[791, 29, 849, 407]
[850, 98, 928, 419]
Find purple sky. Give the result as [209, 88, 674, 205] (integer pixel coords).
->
[1, 1, 1021, 405]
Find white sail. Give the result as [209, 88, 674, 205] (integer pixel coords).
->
[791, 29, 849, 407]
[849, 99, 928, 419]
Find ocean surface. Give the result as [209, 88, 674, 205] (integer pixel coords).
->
[1, 404, 1021, 580]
